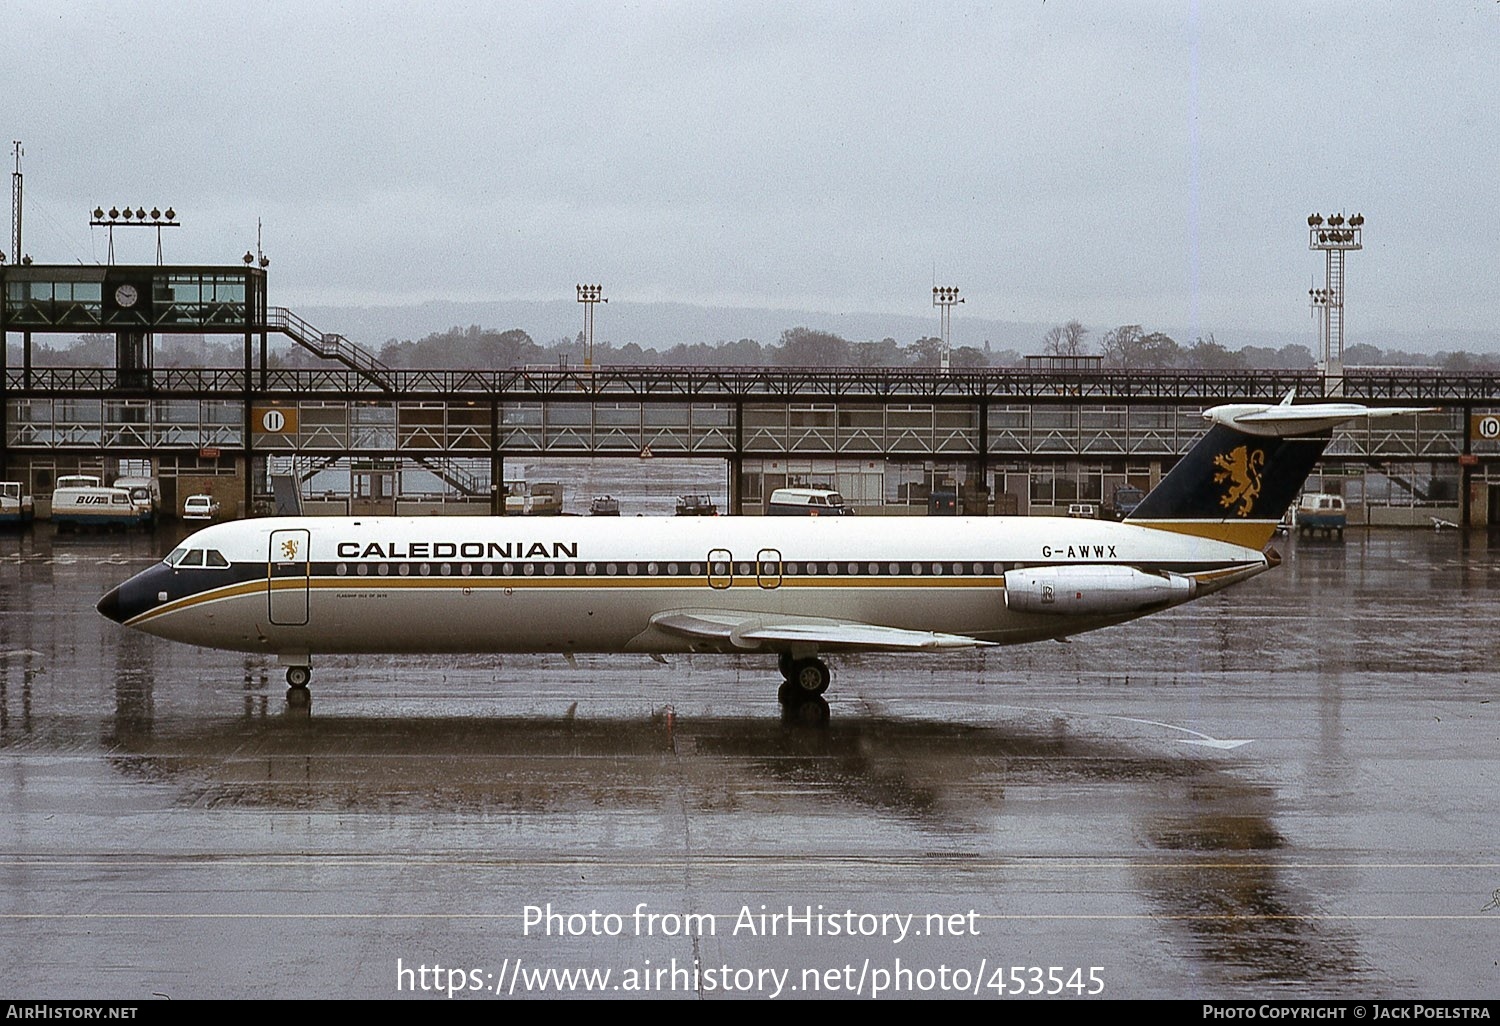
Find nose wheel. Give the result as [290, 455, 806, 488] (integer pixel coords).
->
[285, 665, 311, 707]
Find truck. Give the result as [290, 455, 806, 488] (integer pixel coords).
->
[1103, 485, 1146, 521]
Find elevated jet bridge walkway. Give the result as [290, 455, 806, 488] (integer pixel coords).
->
[2, 260, 1498, 522]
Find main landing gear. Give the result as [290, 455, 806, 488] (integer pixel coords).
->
[285, 665, 311, 708]
[777, 652, 830, 698]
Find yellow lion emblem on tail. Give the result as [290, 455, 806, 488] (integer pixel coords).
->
[1212, 445, 1265, 516]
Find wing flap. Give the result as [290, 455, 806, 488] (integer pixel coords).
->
[651, 610, 990, 652]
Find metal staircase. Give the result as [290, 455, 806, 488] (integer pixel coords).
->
[265, 306, 393, 390]
[414, 457, 487, 498]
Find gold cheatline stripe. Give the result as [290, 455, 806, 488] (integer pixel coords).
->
[128, 561, 1258, 627]
[126, 579, 266, 627]
[128, 576, 1015, 626]
[1130, 519, 1278, 549]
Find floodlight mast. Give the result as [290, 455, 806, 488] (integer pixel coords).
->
[932, 285, 962, 373]
[576, 283, 606, 373]
[90, 204, 180, 265]
[1307, 211, 1363, 396]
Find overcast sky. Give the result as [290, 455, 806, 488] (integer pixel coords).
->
[6, 1, 1498, 342]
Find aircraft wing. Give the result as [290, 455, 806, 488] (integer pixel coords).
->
[650, 610, 993, 652]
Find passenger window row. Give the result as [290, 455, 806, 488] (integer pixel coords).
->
[321, 560, 1010, 578]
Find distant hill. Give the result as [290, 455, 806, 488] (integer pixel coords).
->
[294, 298, 1498, 357]
[296, 298, 1051, 351]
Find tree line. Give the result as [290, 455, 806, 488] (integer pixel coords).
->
[8, 323, 1497, 372]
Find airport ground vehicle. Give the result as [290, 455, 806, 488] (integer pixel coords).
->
[505, 482, 564, 516]
[0, 482, 34, 526]
[52, 475, 151, 530]
[97, 395, 1432, 707]
[182, 494, 221, 521]
[767, 488, 852, 516]
[675, 494, 718, 516]
[112, 476, 162, 522]
[1294, 493, 1346, 538]
[1103, 485, 1146, 521]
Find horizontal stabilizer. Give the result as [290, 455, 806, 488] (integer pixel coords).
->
[1207, 396, 1437, 438]
[651, 610, 991, 652]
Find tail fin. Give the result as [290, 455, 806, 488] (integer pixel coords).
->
[1127, 396, 1435, 548]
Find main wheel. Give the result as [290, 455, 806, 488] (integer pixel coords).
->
[285, 666, 311, 688]
[778, 652, 795, 681]
[788, 658, 830, 696]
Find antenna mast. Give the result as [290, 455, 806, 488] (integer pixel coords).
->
[10, 141, 21, 263]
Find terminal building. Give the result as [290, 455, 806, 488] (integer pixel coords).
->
[2, 260, 1497, 525]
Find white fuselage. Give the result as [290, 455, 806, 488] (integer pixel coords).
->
[106, 515, 1268, 661]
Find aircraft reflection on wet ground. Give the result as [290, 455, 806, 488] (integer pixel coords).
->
[0, 522, 1496, 999]
[80, 702, 1363, 993]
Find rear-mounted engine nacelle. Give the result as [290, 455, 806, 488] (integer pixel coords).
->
[1003, 565, 1196, 616]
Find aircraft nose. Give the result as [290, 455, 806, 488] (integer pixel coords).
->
[96, 585, 125, 624]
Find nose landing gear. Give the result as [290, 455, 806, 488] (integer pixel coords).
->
[285, 665, 311, 707]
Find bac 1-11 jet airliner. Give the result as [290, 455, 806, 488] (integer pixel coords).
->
[97, 395, 1431, 706]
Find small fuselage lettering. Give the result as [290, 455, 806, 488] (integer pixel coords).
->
[1041, 544, 1117, 559]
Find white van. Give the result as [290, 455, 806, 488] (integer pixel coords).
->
[1294, 493, 1346, 538]
[0, 481, 34, 526]
[768, 488, 853, 516]
[51, 476, 149, 530]
[112, 475, 162, 521]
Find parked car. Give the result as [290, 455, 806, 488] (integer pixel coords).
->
[182, 494, 221, 521]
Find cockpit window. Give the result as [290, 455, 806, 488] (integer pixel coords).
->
[168, 548, 228, 569]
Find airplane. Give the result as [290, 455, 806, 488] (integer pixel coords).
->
[96, 394, 1432, 707]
